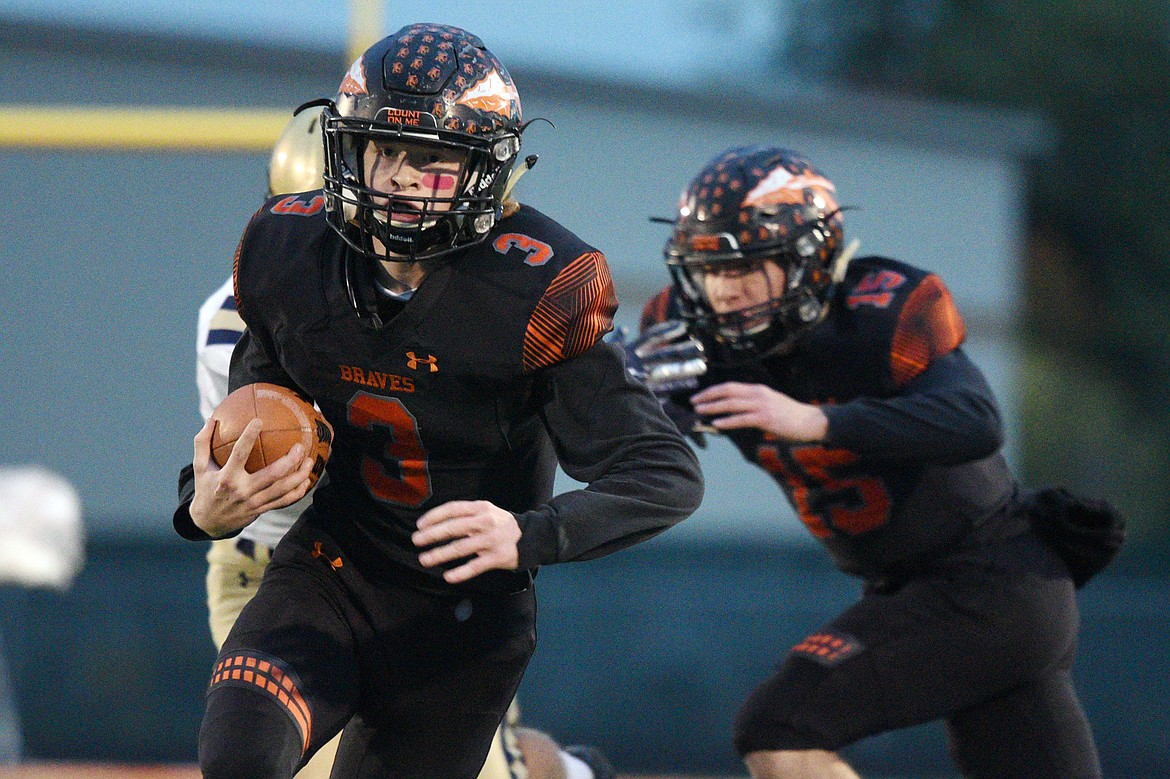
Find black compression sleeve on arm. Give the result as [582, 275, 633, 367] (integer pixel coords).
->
[514, 342, 703, 569]
[823, 348, 1004, 464]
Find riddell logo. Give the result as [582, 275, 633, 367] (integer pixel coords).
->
[406, 352, 439, 372]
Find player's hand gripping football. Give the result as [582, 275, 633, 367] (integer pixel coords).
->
[612, 320, 714, 446]
[412, 500, 521, 584]
[189, 417, 317, 538]
[690, 381, 829, 443]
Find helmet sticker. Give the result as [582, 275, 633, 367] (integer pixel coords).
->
[456, 69, 520, 116]
[375, 107, 435, 128]
[744, 168, 835, 208]
[340, 57, 368, 96]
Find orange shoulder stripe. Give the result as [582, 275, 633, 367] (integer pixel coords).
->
[523, 251, 617, 372]
[890, 274, 966, 387]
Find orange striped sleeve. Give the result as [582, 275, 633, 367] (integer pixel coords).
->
[522, 251, 618, 372]
[890, 274, 966, 387]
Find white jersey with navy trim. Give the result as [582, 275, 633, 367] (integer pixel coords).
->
[196, 277, 312, 549]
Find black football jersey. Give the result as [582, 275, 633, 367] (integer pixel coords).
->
[176, 193, 702, 579]
[645, 256, 1026, 580]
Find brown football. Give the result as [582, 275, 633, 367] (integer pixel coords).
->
[209, 383, 332, 487]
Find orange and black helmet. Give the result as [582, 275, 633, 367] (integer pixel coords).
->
[665, 145, 845, 361]
[320, 23, 524, 263]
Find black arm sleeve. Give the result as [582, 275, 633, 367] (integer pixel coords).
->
[513, 341, 704, 568]
[822, 348, 1004, 464]
[225, 321, 306, 394]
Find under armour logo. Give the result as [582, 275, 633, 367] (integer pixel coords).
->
[311, 541, 343, 571]
[406, 351, 439, 372]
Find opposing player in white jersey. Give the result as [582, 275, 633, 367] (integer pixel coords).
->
[196, 104, 615, 779]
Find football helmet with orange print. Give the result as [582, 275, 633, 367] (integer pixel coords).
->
[320, 23, 526, 263]
[664, 145, 854, 361]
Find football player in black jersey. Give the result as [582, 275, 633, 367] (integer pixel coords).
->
[630, 146, 1101, 779]
[172, 24, 702, 779]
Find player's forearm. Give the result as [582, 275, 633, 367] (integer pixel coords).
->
[824, 350, 1003, 464]
[514, 438, 703, 569]
[527, 406, 702, 565]
[173, 466, 221, 541]
[516, 344, 703, 568]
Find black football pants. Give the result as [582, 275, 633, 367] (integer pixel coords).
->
[733, 531, 1102, 779]
[199, 519, 536, 779]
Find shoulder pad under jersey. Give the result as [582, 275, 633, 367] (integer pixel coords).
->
[838, 256, 967, 387]
[483, 205, 618, 372]
[233, 193, 331, 324]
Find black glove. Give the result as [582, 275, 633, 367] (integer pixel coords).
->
[610, 321, 712, 446]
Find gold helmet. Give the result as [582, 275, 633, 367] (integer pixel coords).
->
[268, 105, 325, 197]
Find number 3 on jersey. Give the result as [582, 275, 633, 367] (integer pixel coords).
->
[348, 392, 432, 507]
[493, 233, 554, 266]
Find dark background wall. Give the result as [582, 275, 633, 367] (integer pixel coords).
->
[3, 536, 1167, 777]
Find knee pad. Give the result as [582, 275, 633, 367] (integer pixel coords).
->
[200, 684, 304, 779]
[733, 697, 823, 755]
